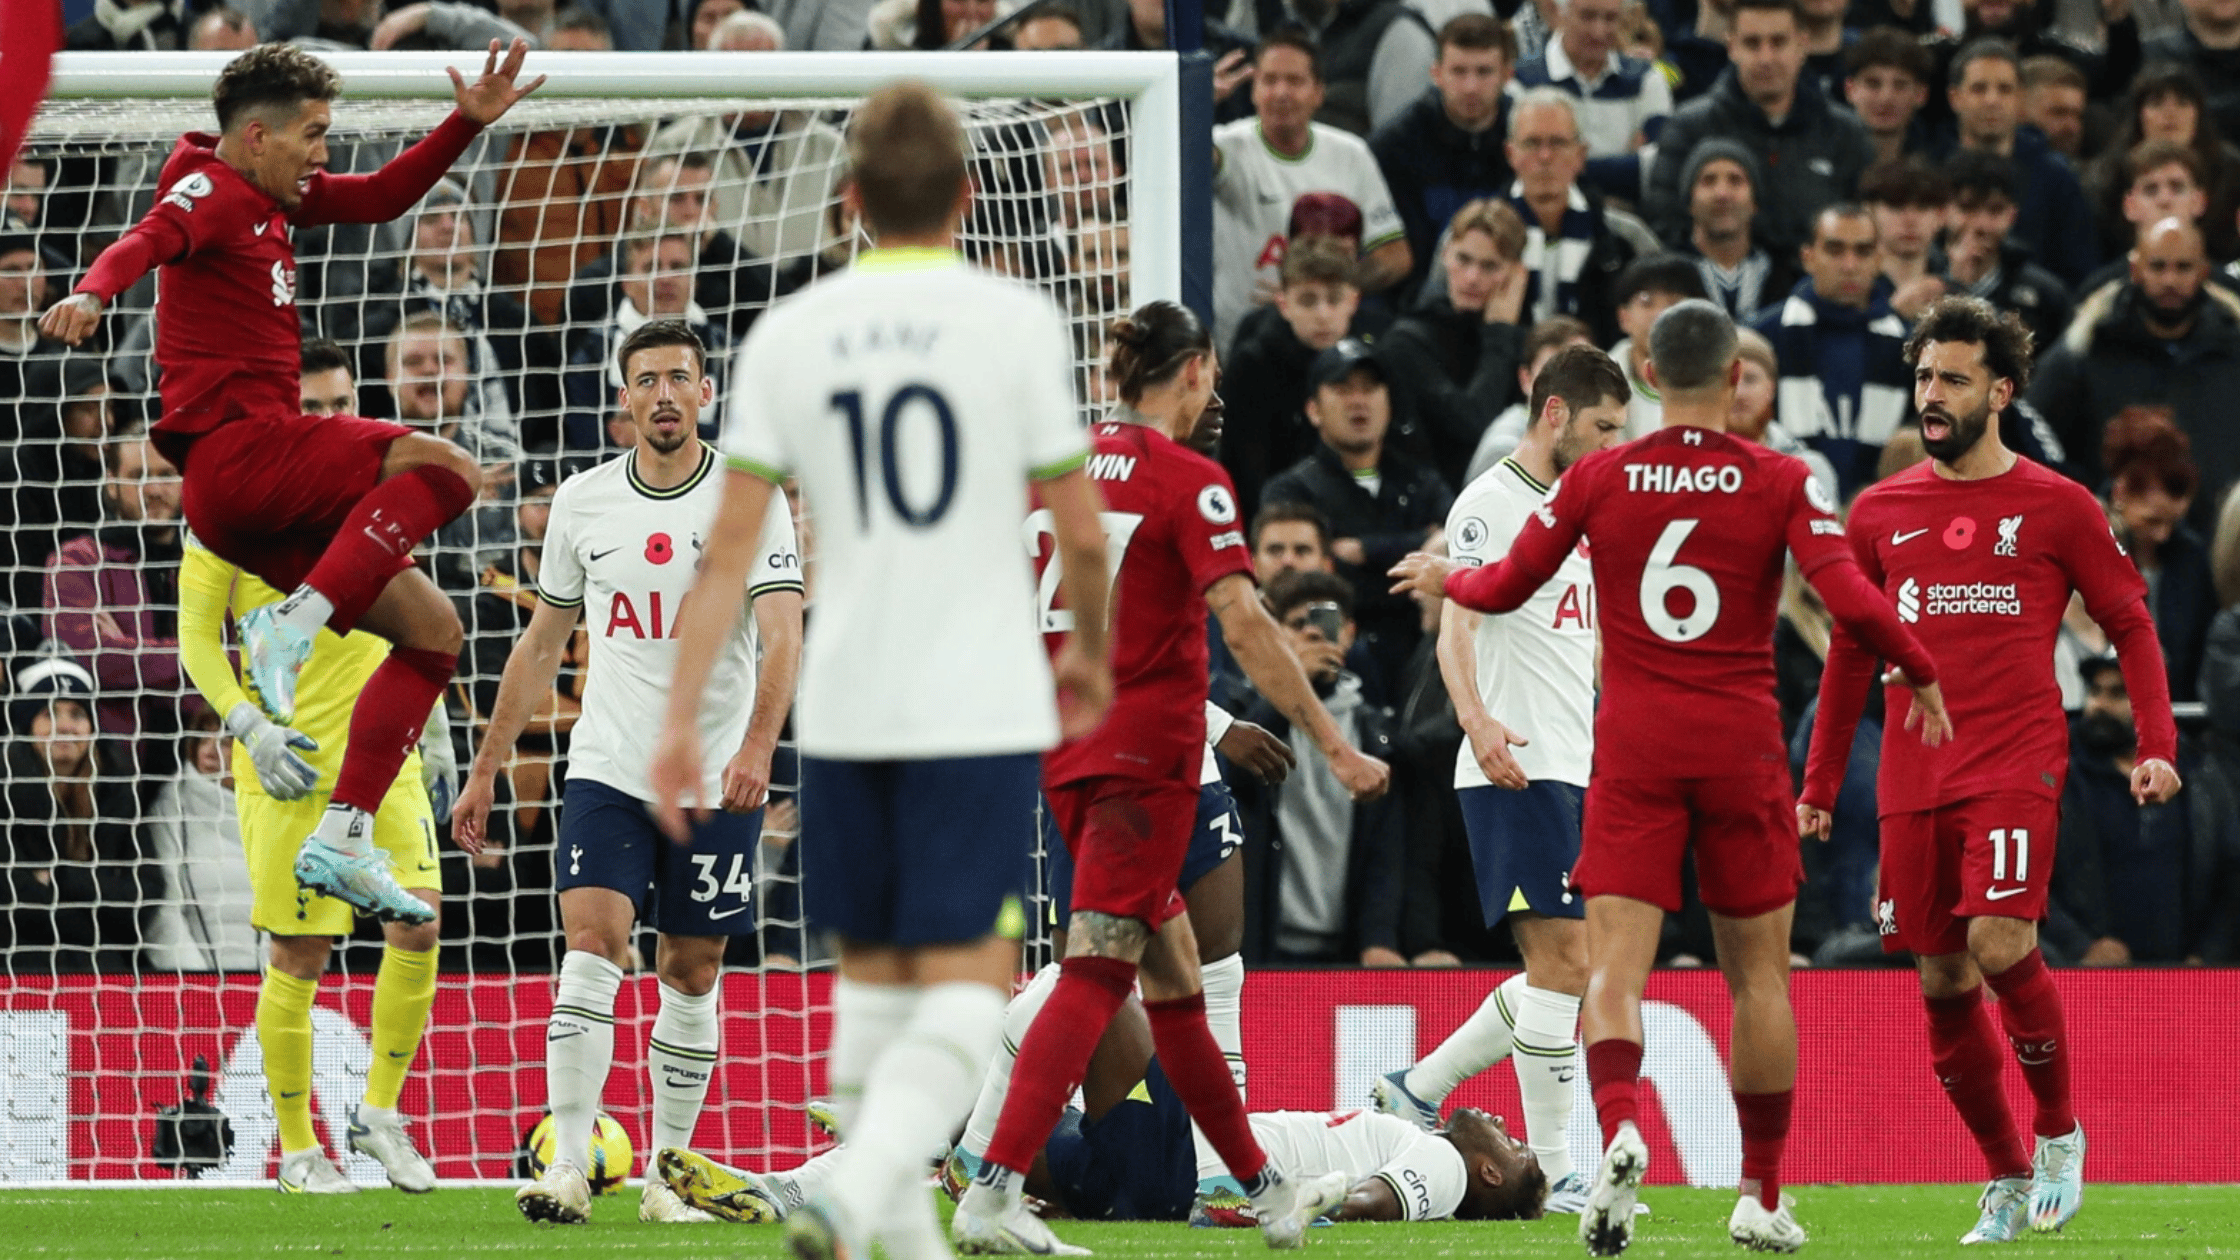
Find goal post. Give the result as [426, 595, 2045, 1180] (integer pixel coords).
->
[4, 48, 1179, 1186]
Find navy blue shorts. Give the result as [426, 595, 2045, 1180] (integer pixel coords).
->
[799, 753, 1039, 947]
[1460, 781, 1586, 928]
[1044, 780, 1245, 926]
[1042, 1060, 1199, 1222]
[557, 776, 763, 936]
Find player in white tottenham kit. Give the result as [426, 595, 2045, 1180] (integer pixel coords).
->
[1373, 346, 1631, 1211]
[452, 319, 804, 1225]
[655, 84, 1204, 1260]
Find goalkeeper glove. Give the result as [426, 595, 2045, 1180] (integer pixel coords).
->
[419, 700, 461, 825]
[224, 701, 320, 800]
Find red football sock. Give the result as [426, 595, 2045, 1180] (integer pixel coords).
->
[1982, 950, 2075, 1138]
[1924, 991, 2030, 1180]
[1585, 1038, 1643, 1149]
[1145, 991, 1269, 1191]
[1734, 1089, 1792, 1210]
[303, 466, 476, 633]
[330, 647, 457, 813]
[981, 955, 1136, 1176]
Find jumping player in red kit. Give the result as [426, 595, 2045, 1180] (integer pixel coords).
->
[1799, 296, 2181, 1245]
[954, 302, 1391, 1255]
[38, 41, 542, 924]
[1392, 300, 1952, 1257]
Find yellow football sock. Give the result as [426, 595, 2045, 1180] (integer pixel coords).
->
[256, 967, 320, 1154]
[364, 946, 439, 1112]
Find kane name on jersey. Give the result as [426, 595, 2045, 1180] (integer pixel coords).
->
[1031, 420, 1253, 786]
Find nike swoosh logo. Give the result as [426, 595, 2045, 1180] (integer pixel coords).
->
[1985, 886, 2028, 900]
[589, 548, 620, 561]
[548, 1029, 584, 1041]
[1892, 529, 1928, 545]
[280, 1090, 305, 1099]
[388, 1050, 411, 1059]
[706, 905, 750, 920]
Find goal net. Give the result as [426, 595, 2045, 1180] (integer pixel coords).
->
[0, 49, 1178, 1185]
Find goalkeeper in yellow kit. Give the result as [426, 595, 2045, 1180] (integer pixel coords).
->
[176, 343, 446, 1195]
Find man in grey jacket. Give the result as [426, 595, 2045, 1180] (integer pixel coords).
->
[1644, 0, 1876, 259]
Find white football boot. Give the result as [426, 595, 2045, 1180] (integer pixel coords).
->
[1579, 1121, 1649, 1257]
[1961, 1176, 2031, 1244]
[345, 1106, 435, 1193]
[1728, 1193, 1807, 1252]
[277, 1147, 358, 1195]
[515, 1160, 592, 1224]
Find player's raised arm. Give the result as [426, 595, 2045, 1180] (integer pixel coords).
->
[296, 40, 541, 227]
[653, 468, 776, 839]
[1207, 573, 1390, 801]
[1039, 465, 1114, 738]
[1390, 477, 1580, 614]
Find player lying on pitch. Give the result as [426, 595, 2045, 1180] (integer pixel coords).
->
[655, 989, 1547, 1228]
[41, 40, 540, 927]
[175, 342, 449, 1195]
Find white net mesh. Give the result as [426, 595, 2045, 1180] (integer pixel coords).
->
[0, 84, 1132, 1183]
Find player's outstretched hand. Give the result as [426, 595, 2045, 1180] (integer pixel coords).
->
[450, 38, 545, 126]
[1052, 640, 1113, 740]
[1796, 802, 1833, 841]
[1217, 719, 1295, 784]
[2131, 757, 2181, 805]
[721, 736, 776, 814]
[1902, 678, 1954, 747]
[1387, 552, 1456, 601]
[451, 768, 497, 855]
[651, 721, 709, 842]
[38, 293, 101, 346]
[1331, 746, 1391, 802]
[1466, 718, 1530, 791]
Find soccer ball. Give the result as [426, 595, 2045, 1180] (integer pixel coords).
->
[523, 1112, 634, 1195]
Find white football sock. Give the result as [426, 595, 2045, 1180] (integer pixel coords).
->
[311, 803, 374, 858]
[828, 978, 917, 1139]
[832, 982, 1006, 1234]
[771, 1148, 845, 1213]
[547, 951, 623, 1171]
[960, 963, 1061, 1160]
[1406, 972, 1527, 1104]
[272, 585, 335, 639]
[647, 980, 719, 1156]
[1200, 952, 1248, 1099]
[1511, 983, 1583, 1184]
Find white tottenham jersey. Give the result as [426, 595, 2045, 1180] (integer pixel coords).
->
[1210, 119, 1405, 350]
[1195, 1110, 1467, 1222]
[722, 247, 1088, 759]
[538, 446, 802, 801]
[1447, 458, 1596, 788]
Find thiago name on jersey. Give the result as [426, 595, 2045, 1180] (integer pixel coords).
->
[1622, 462, 1746, 494]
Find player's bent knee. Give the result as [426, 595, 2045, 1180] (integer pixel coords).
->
[565, 928, 631, 969]
[266, 933, 332, 980]
[654, 937, 724, 995]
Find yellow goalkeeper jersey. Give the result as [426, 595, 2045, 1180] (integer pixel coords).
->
[177, 536, 424, 799]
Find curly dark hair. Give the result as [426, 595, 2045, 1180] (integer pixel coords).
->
[213, 44, 342, 132]
[1901, 295, 2034, 393]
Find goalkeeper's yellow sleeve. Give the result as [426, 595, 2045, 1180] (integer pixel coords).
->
[178, 539, 253, 719]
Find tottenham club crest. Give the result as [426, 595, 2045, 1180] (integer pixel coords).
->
[1196, 484, 1238, 524]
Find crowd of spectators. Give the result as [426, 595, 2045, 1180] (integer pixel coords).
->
[6, 0, 2240, 974]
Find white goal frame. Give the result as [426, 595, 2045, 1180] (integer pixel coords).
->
[47, 48, 1184, 308]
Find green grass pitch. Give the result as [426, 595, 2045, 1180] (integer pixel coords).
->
[3, 1185, 2235, 1258]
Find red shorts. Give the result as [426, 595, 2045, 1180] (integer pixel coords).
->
[1044, 776, 1196, 931]
[168, 411, 415, 594]
[1576, 769, 1803, 918]
[1877, 792, 2061, 957]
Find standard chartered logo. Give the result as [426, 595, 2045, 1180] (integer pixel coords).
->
[1896, 577, 2020, 621]
[1896, 578, 1920, 623]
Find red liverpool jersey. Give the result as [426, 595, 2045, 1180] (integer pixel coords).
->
[1446, 426, 1937, 780]
[74, 115, 480, 438]
[1033, 419, 1254, 786]
[1802, 457, 2177, 815]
